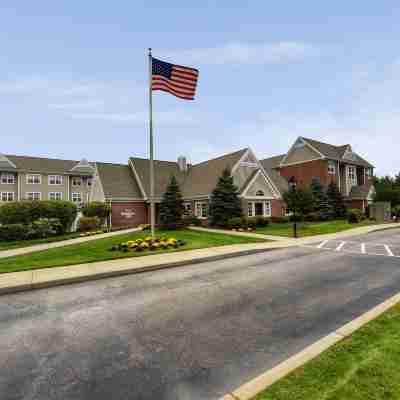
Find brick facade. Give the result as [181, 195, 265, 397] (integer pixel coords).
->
[111, 201, 147, 227]
[279, 159, 337, 188]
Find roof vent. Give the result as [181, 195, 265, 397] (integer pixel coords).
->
[177, 156, 188, 172]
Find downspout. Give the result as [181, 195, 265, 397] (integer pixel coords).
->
[337, 160, 340, 191]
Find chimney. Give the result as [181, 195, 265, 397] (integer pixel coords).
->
[177, 156, 188, 172]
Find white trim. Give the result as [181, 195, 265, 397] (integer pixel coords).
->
[247, 200, 272, 217]
[241, 169, 278, 199]
[327, 161, 336, 175]
[279, 137, 324, 167]
[195, 200, 208, 219]
[26, 174, 42, 185]
[49, 192, 63, 201]
[128, 159, 148, 200]
[48, 175, 63, 185]
[279, 157, 324, 168]
[0, 154, 17, 169]
[231, 148, 251, 174]
[0, 173, 16, 184]
[71, 192, 83, 203]
[17, 173, 20, 201]
[0, 192, 15, 202]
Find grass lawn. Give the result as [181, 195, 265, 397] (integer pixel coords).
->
[0, 232, 81, 251]
[256, 219, 381, 238]
[0, 229, 265, 274]
[255, 303, 400, 400]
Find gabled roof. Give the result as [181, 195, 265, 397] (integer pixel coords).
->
[70, 158, 95, 175]
[4, 154, 95, 175]
[129, 157, 185, 199]
[260, 154, 286, 170]
[263, 167, 289, 194]
[348, 183, 374, 200]
[300, 137, 374, 168]
[129, 148, 248, 199]
[182, 148, 247, 197]
[96, 162, 143, 199]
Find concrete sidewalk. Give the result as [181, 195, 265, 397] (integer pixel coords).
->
[0, 227, 141, 259]
[0, 223, 398, 296]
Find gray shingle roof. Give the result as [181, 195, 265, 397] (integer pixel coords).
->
[182, 149, 247, 197]
[300, 137, 374, 168]
[96, 162, 143, 199]
[264, 167, 289, 194]
[4, 154, 95, 175]
[260, 154, 286, 170]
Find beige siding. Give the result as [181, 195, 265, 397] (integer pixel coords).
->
[0, 172, 18, 201]
[20, 172, 68, 201]
[245, 173, 275, 198]
[284, 145, 321, 165]
[90, 173, 105, 202]
[69, 176, 92, 203]
[233, 165, 258, 189]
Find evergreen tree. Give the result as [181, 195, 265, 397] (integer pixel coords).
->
[326, 182, 347, 219]
[283, 187, 314, 217]
[209, 168, 242, 227]
[159, 175, 184, 230]
[310, 179, 332, 218]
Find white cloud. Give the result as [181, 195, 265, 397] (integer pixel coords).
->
[159, 41, 316, 65]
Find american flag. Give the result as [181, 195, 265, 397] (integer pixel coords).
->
[152, 57, 199, 100]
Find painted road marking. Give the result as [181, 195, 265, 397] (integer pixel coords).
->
[361, 243, 366, 254]
[384, 245, 394, 257]
[335, 241, 346, 251]
[317, 240, 329, 249]
[303, 240, 400, 259]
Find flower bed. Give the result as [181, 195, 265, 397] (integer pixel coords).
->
[110, 236, 186, 253]
[79, 230, 106, 237]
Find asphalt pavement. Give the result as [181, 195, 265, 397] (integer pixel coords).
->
[1, 228, 400, 400]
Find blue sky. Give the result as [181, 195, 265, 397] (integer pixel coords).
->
[1, 1, 400, 175]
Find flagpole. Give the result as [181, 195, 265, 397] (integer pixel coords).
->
[148, 48, 155, 238]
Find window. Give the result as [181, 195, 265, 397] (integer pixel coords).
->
[48, 175, 63, 185]
[366, 168, 373, 178]
[26, 174, 41, 184]
[248, 202, 253, 217]
[264, 201, 271, 217]
[183, 202, 192, 215]
[1, 173, 15, 184]
[27, 192, 41, 201]
[49, 192, 63, 201]
[348, 166, 357, 186]
[256, 190, 265, 196]
[87, 177, 93, 187]
[72, 177, 82, 186]
[72, 192, 82, 203]
[328, 161, 336, 175]
[1, 192, 14, 202]
[195, 201, 208, 219]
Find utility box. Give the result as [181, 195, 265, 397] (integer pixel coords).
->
[369, 202, 391, 222]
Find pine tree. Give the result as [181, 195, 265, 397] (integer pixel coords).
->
[283, 187, 314, 217]
[310, 179, 332, 218]
[159, 175, 184, 230]
[326, 182, 347, 219]
[209, 168, 242, 227]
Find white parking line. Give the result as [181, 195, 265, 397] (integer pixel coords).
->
[384, 245, 394, 257]
[361, 243, 366, 254]
[335, 241, 346, 251]
[317, 240, 329, 249]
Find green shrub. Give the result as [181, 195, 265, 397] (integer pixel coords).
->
[304, 211, 332, 222]
[0, 224, 30, 241]
[271, 216, 290, 223]
[289, 214, 304, 222]
[182, 215, 202, 226]
[78, 216, 101, 232]
[247, 217, 257, 229]
[393, 205, 400, 217]
[255, 216, 269, 227]
[29, 218, 63, 238]
[347, 208, 362, 224]
[227, 217, 243, 229]
[82, 202, 110, 222]
[0, 200, 77, 233]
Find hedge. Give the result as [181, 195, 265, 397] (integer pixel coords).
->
[78, 216, 101, 232]
[81, 202, 110, 221]
[0, 200, 77, 233]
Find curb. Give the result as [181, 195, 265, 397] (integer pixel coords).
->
[220, 292, 400, 400]
[0, 246, 279, 296]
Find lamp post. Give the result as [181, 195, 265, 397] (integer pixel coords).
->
[288, 177, 298, 238]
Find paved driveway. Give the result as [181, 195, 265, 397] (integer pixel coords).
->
[1, 228, 400, 400]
